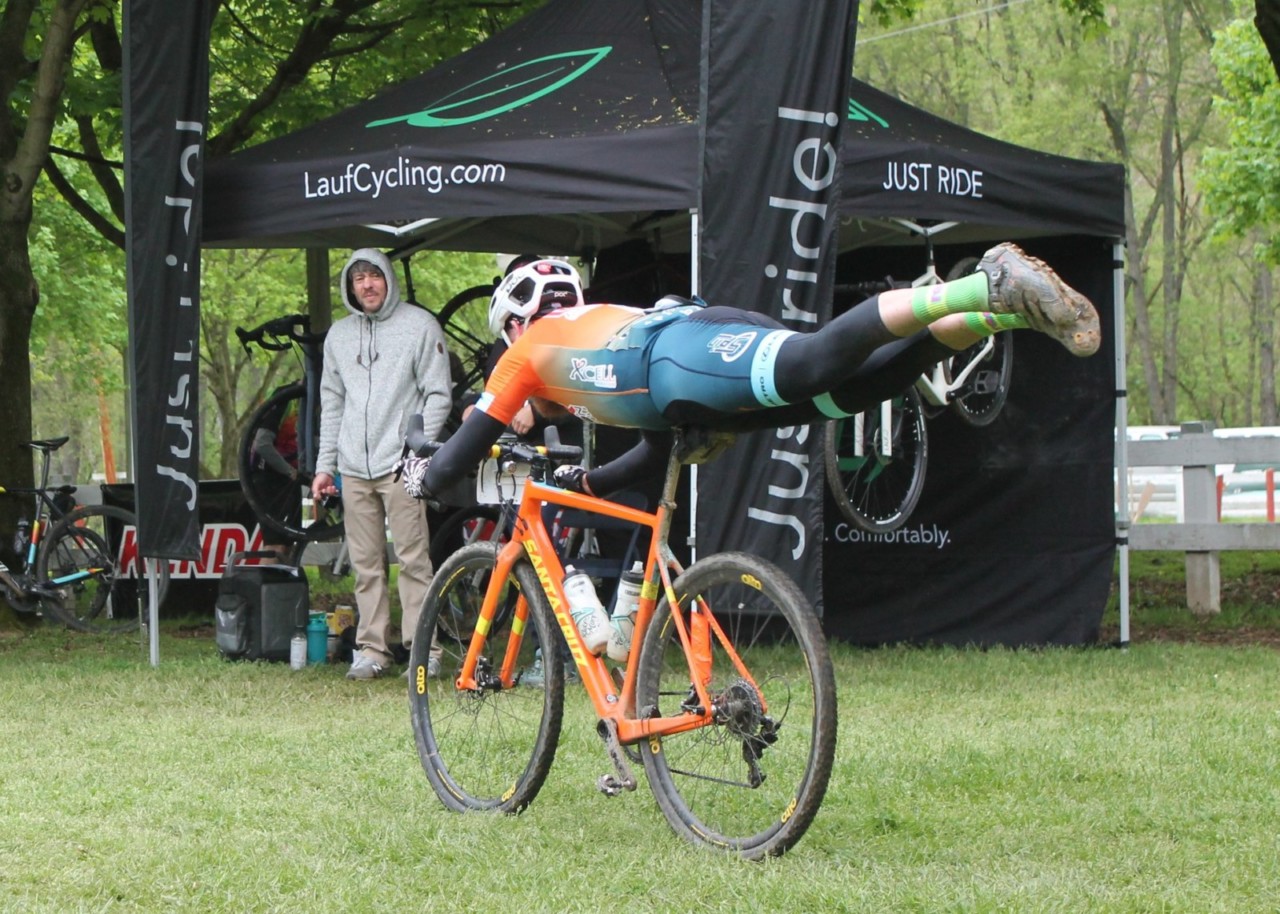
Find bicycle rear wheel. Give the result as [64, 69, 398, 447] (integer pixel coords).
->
[238, 384, 344, 543]
[36, 505, 171, 633]
[824, 386, 928, 534]
[945, 331, 1013, 427]
[634, 552, 836, 859]
[409, 541, 564, 813]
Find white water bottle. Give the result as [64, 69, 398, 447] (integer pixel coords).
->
[607, 561, 645, 663]
[563, 566, 610, 656]
[289, 628, 307, 671]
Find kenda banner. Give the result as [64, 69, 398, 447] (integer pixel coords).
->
[694, 0, 859, 614]
[123, 0, 213, 560]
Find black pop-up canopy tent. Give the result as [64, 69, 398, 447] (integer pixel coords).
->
[203, 0, 1121, 256]
[204, 0, 1125, 646]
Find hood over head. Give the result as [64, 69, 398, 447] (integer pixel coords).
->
[340, 248, 402, 319]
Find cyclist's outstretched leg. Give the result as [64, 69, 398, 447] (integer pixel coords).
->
[634, 551, 836, 859]
[408, 541, 564, 813]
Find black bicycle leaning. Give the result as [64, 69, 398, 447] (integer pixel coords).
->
[0, 436, 170, 632]
[236, 314, 344, 545]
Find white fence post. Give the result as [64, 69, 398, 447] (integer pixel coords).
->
[1179, 421, 1221, 615]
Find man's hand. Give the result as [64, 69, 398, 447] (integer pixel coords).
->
[311, 472, 338, 502]
[553, 464, 590, 494]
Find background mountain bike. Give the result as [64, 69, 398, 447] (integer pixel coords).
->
[406, 420, 836, 860]
[825, 251, 1014, 534]
[235, 314, 344, 549]
[1, 436, 170, 632]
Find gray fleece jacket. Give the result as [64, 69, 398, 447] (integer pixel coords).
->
[316, 248, 452, 481]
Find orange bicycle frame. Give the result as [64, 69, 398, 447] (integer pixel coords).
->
[451, 445, 761, 744]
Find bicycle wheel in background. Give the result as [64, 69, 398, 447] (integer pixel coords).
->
[427, 504, 503, 570]
[436, 284, 496, 397]
[941, 253, 1014, 427]
[238, 383, 344, 543]
[409, 541, 564, 813]
[946, 330, 1013, 427]
[634, 551, 837, 860]
[824, 386, 928, 533]
[36, 505, 171, 633]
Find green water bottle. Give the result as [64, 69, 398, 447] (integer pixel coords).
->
[306, 612, 328, 665]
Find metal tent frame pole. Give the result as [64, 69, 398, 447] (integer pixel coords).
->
[1112, 240, 1130, 647]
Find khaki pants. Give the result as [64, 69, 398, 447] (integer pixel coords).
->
[342, 472, 435, 666]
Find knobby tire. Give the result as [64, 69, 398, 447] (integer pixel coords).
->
[408, 541, 564, 813]
[634, 552, 837, 859]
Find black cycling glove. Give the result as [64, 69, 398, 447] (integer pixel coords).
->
[553, 464, 589, 493]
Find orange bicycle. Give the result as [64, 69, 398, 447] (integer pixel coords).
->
[405, 421, 837, 859]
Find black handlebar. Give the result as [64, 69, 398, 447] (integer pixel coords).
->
[235, 314, 325, 355]
[403, 414, 584, 467]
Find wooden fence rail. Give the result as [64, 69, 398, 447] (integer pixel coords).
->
[1118, 421, 1280, 618]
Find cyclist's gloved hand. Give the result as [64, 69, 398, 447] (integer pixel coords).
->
[397, 455, 431, 500]
[553, 464, 589, 493]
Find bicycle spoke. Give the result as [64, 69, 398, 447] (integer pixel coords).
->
[37, 506, 169, 633]
[409, 542, 563, 813]
[636, 552, 835, 859]
[824, 387, 928, 533]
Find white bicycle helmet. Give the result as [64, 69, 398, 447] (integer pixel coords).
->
[487, 259, 584, 339]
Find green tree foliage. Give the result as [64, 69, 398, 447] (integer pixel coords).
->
[1202, 13, 1280, 263]
[854, 0, 1280, 428]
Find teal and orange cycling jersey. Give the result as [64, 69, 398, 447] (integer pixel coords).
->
[476, 301, 801, 430]
[477, 303, 702, 429]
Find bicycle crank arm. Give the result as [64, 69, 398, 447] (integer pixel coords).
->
[595, 717, 637, 797]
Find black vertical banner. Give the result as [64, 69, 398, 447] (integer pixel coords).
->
[122, 0, 213, 559]
[696, 0, 858, 614]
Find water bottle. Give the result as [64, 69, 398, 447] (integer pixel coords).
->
[290, 627, 307, 670]
[306, 612, 328, 665]
[13, 518, 30, 557]
[607, 561, 646, 663]
[563, 566, 610, 656]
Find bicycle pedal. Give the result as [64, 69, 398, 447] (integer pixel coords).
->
[596, 774, 626, 798]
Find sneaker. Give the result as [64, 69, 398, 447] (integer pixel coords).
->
[346, 654, 385, 680]
[977, 243, 1100, 357]
[403, 656, 441, 680]
[521, 648, 579, 688]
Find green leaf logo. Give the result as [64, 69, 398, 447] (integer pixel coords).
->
[847, 98, 888, 129]
[367, 47, 612, 129]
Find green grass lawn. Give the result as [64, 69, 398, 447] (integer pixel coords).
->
[2, 585, 1279, 912]
[1104, 550, 1280, 644]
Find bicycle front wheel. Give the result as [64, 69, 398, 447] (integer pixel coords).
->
[409, 541, 564, 813]
[824, 386, 928, 534]
[36, 505, 170, 633]
[634, 552, 837, 859]
[238, 384, 344, 543]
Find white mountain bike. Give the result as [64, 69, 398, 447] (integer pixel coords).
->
[825, 224, 1014, 534]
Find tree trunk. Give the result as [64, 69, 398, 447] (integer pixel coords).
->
[0, 219, 38, 575]
[1259, 264, 1278, 425]
[1257, 0, 1280, 82]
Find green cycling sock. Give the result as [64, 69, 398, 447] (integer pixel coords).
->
[962, 311, 1025, 336]
[909, 272, 989, 323]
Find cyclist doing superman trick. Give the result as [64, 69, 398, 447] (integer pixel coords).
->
[406, 244, 1100, 499]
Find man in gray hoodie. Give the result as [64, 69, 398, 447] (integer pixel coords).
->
[312, 248, 452, 679]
